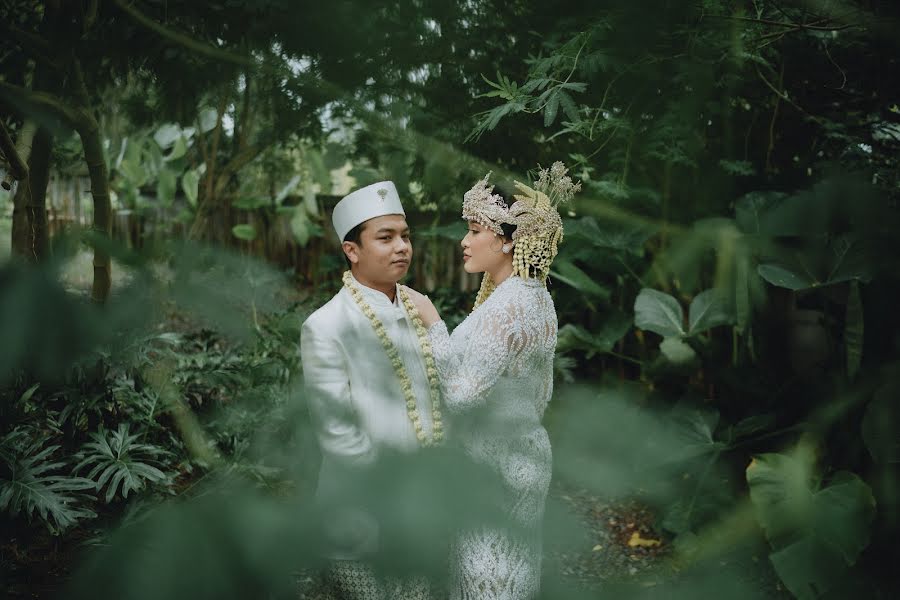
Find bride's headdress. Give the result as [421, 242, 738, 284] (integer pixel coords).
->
[462, 161, 581, 308]
[461, 172, 510, 235]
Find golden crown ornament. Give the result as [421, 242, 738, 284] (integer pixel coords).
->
[463, 162, 581, 309]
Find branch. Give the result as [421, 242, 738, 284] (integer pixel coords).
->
[214, 144, 262, 195]
[703, 14, 858, 31]
[0, 80, 81, 129]
[111, 0, 254, 67]
[1, 26, 59, 69]
[0, 120, 29, 188]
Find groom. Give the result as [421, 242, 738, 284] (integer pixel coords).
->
[300, 181, 439, 599]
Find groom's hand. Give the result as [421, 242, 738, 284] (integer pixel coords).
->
[404, 286, 441, 328]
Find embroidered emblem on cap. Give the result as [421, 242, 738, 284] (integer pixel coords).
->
[377, 188, 388, 202]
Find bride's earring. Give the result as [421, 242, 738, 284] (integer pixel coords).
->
[502, 243, 513, 254]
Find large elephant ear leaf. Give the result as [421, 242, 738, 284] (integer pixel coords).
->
[746, 449, 815, 546]
[634, 288, 684, 337]
[747, 446, 876, 599]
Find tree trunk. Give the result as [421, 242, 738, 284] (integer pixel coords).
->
[25, 127, 51, 260]
[75, 105, 112, 302]
[10, 120, 51, 263]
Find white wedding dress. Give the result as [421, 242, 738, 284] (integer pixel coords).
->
[428, 276, 557, 600]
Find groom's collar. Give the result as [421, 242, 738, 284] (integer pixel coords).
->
[348, 272, 401, 309]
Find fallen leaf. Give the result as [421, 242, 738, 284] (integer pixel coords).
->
[627, 532, 662, 548]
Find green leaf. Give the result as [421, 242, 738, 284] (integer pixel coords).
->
[156, 168, 177, 207]
[118, 157, 148, 187]
[550, 259, 610, 300]
[418, 222, 467, 240]
[558, 90, 580, 123]
[232, 196, 270, 210]
[290, 208, 310, 246]
[566, 216, 656, 256]
[556, 312, 632, 357]
[198, 107, 218, 133]
[74, 424, 170, 505]
[747, 448, 816, 546]
[153, 123, 181, 149]
[730, 413, 776, 441]
[18, 383, 40, 404]
[747, 446, 876, 596]
[735, 191, 786, 234]
[718, 159, 755, 176]
[634, 288, 685, 337]
[769, 537, 846, 600]
[734, 250, 752, 332]
[181, 169, 200, 207]
[163, 136, 187, 162]
[274, 175, 301, 206]
[861, 383, 900, 463]
[813, 472, 876, 564]
[757, 264, 814, 290]
[845, 281, 864, 379]
[544, 92, 560, 127]
[668, 405, 722, 460]
[660, 337, 697, 364]
[0, 432, 96, 533]
[306, 148, 331, 190]
[688, 289, 734, 334]
[231, 224, 257, 241]
[559, 82, 587, 93]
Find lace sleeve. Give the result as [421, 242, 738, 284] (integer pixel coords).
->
[428, 298, 530, 412]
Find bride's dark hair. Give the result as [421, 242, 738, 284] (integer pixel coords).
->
[490, 183, 518, 241]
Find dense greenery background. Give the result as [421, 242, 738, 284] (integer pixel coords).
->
[2, 1, 899, 598]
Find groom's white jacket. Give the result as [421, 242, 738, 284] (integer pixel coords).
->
[300, 274, 435, 556]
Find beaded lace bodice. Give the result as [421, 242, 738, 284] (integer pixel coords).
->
[428, 276, 557, 600]
[428, 276, 556, 424]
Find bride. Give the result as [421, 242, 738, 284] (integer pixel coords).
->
[408, 163, 580, 599]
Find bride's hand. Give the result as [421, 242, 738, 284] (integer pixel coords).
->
[404, 286, 441, 328]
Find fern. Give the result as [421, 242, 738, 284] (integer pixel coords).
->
[0, 429, 97, 533]
[75, 423, 171, 503]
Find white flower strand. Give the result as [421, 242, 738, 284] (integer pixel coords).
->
[342, 271, 443, 447]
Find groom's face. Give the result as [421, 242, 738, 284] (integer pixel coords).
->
[344, 214, 412, 284]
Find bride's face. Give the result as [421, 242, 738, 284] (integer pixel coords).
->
[461, 221, 510, 274]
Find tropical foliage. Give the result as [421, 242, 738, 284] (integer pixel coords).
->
[1, 0, 899, 598]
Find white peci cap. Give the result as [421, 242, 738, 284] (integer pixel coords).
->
[332, 181, 405, 241]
